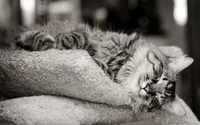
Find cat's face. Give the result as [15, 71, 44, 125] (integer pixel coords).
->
[117, 41, 193, 115]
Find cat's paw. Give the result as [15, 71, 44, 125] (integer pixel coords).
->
[55, 30, 88, 50]
[16, 30, 56, 51]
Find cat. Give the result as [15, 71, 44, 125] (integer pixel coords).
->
[14, 21, 193, 115]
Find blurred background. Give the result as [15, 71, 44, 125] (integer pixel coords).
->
[0, 0, 199, 124]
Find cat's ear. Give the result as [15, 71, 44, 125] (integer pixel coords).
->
[159, 46, 193, 73]
[162, 97, 186, 116]
[125, 33, 145, 55]
[169, 56, 193, 74]
[158, 46, 184, 58]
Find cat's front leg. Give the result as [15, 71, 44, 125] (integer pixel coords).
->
[55, 29, 91, 50]
[16, 30, 56, 51]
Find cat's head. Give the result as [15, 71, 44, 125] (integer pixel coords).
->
[117, 34, 193, 115]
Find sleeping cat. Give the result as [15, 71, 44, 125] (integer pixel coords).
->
[14, 21, 193, 115]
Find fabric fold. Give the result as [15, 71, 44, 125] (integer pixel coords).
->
[0, 50, 131, 106]
[0, 95, 199, 125]
[0, 50, 199, 125]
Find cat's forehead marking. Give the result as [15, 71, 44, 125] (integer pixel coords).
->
[146, 48, 178, 82]
[151, 48, 168, 64]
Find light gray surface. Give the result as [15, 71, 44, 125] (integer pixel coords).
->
[0, 49, 199, 125]
[0, 49, 131, 106]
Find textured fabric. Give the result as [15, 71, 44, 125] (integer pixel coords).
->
[0, 49, 131, 105]
[0, 50, 199, 125]
[0, 96, 199, 125]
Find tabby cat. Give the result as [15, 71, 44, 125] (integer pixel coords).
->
[14, 21, 193, 114]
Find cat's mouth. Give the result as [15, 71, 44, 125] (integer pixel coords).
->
[143, 84, 150, 93]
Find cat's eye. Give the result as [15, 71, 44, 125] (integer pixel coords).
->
[152, 79, 159, 83]
[163, 78, 168, 81]
[152, 76, 160, 83]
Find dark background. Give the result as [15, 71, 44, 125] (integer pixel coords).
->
[0, 0, 199, 124]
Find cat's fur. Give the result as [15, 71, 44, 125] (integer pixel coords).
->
[2, 21, 193, 115]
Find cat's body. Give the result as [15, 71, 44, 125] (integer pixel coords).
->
[15, 21, 142, 80]
[2, 21, 193, 114]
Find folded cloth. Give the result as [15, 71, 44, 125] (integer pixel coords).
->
[0, 95, 199, 125]
[0, 49, 131, 106]
[0, 50, 199, 125]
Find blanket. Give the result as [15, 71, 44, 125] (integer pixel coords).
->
[0, 50, 199, 125]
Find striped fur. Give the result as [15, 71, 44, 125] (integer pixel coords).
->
[14, 22, 193, 114]
[16, 30, 56, 51]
